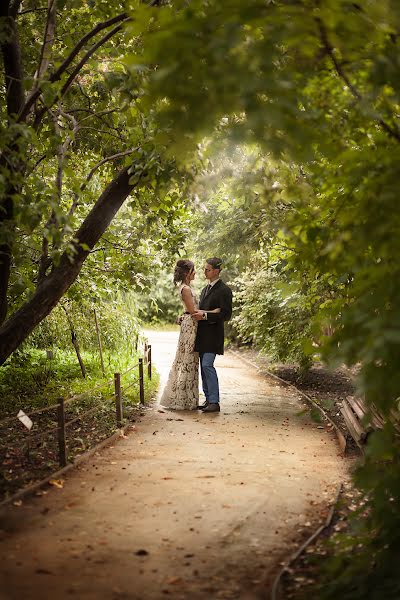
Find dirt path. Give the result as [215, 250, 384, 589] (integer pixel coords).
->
[0, 331, 349, 600]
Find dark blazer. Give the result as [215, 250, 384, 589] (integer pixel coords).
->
[194, 279, 233, 355]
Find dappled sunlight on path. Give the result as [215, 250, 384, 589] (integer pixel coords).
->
[0, 330, 349, 600]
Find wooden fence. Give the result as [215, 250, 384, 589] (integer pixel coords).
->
[0, 343, 152, 473]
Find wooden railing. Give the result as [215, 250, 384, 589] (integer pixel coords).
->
[0, 345, 152, 471]
[340, 395, 399, 449]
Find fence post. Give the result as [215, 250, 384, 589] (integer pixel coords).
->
[147, 345, 152, 380]
[144, 341, 148, 364]
[57, 397, 67, 467]
[139, 358, 145, 406]
[114, 372, 123, 427]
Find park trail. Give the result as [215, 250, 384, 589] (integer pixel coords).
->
[0, 329, 349, 600]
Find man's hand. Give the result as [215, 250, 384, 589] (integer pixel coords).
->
[191, 310, 205, 322]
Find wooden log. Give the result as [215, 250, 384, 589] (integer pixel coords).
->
[139, 358, 145, 406]
[147, 345, 152, 380]
[348, 396, 384, 432]
[347, 396, 366, 421]
[341, 400, 367, 443]
[370, 404, 385, 430]
[114, 372, 123, 427]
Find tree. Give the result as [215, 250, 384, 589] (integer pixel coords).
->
[134, 0, 400, 595]
[0, 0, 189, 364]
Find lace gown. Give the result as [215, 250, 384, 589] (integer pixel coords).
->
[160, 285, 199, 410]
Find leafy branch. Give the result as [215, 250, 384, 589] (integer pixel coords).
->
[316, 17, 400, 143]
[19, 13, 129, 122]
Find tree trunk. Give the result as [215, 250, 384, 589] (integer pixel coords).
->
[0, 167, 134, 365]
[71, 331, 86, 378]
[0, 2, 26, 324]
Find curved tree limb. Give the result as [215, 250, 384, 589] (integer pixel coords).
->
[32, 0, 58, 90]
[32, 19, 130, 128]
[68, 148, 137, 217]
[316, 18, 400, 143]
[0, 167, 135, 365]
[19, 12, 128, 122]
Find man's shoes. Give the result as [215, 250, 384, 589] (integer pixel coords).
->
[202, 403, 220, 413]
[197, 401, 209, 410]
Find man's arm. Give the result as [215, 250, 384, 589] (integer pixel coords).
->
[192, 287, 232, 323]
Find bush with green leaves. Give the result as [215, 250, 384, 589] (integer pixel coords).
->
[137, 271, 182, 324]
[134, 1, 400, 595]
[233, 269, 314, 370]
[28, 293, 140, 354]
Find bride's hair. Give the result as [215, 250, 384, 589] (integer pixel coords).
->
[173, 259, 194, 285]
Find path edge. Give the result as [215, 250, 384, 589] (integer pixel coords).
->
[227, 348, 347, 455]
[0, 420, 137, 512]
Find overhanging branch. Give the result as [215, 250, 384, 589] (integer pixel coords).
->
[317, 18, 400, 143]
[69, 148, 137, 216]
[19, 13, 128, 122]
[0, 167, 135, 364]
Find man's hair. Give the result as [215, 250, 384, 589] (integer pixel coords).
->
[206, 257, 223, 270]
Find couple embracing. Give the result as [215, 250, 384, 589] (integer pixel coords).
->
[160, 257, 233, 413]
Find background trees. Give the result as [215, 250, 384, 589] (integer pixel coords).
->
[2, 0, 400, 595]
[133, 1, 400, 595]
[0, 0, 192, 363]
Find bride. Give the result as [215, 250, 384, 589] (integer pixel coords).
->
[160, 259, 220, 410]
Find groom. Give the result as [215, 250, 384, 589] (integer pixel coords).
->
[192, 257, 233, 413]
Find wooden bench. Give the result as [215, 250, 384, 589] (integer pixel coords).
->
[340, 396, 385, 448]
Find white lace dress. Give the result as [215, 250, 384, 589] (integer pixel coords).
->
[160, 285, 199, 410]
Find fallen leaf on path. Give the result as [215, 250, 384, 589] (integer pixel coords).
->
[165, 576, 183, 585]
[49, 479, 64, 488]
[35, 568, 53, 575]
[158, 410, 165, 413]
[12, 500, 22, 506]
[112, 587, 123, 594]
[135, 549, 149, 556]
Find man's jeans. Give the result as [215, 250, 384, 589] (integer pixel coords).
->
[200, 352, 219, 404]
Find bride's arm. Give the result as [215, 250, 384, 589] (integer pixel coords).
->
[206, 308, 221, 313]
[181, 286, 196, 314]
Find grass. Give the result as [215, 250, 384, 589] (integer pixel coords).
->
[0, 345, 159, 500]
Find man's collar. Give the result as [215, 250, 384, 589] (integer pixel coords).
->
[209, 278, 220, 288]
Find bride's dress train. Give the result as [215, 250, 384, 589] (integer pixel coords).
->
[160, 286, 199, 410]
